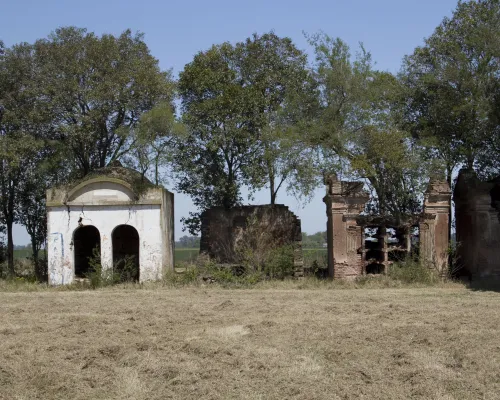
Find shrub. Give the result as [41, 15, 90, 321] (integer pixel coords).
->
[114, 254, 139, 282]
[263, 245, 295, 279]
[164, 263, 201, 286]
[388, 258, 438, 284]
[86, 246, 117, 289]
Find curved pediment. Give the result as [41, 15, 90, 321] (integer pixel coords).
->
[67, 178, 137, 205]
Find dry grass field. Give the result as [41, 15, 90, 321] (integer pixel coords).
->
[1, 282, 500, 399]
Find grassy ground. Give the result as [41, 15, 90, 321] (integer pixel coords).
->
[1, 281, 499, 399]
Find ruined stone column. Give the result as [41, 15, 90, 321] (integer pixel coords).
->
[420, 177, 451, 276]
[323, 175, 369, 279]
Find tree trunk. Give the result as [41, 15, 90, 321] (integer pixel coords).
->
[270, 181, 276, 205]
[31, 238, 42, 282]
[155, 160, 159, 186]
[269, 163, 276, 205]
[6, 218, 14, 277]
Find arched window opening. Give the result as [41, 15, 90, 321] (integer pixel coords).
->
[74, 225, 101, 278]
[112, 225, 140, 282]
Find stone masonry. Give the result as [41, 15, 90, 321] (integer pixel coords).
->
[454, 169, 500, 279]
[200, 205, 304, 277]
[323, 175, 451, 279]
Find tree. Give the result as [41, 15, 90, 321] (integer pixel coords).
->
[18, 149, 53, 281]
[33, 27, 174, 177]
[176, 235, 201, 248]
[0, 42, 42, 276]
[176, 33, 320, 234]
[402, 0, 500, 180]
[122, 102, 184, 185]
[176, 42, 264, 235]
[308, 33, 429, 218]
[235, 32, 320, 204]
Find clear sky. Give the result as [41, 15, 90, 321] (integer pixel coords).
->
[1, 0, 458, 243]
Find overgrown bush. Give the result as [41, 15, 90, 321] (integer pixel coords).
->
[263, 245, 295, 279]
[114, 254, 139, 282]
[164, 263, 201, 286]
[388, 258, 438, 284]
[85, 246, 117, 288]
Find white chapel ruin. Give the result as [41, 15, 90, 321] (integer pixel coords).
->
[46, 164, 174, 285]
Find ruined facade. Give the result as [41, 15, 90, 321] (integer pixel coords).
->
[454, 169, 500, 279]
[200, 205, 303, 277]
[323, 175, 451, 279]
[46, 166, 174, 285]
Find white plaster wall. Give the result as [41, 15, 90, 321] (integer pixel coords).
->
[47, 205, 163, 285]
[69, 182, 136, 204]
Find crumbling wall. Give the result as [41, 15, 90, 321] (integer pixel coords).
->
[323, 175, 369, 279]
[323, 175, 451, 279]
[454, 169, 500, 279]
[200, 205, 303, 277]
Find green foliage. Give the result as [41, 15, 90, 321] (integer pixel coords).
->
[122, 103, 184, 186]
[85, 246, 116, 289]
[175, 32, 319, 234]
[302, 231, 327, 248]
[0, 41, 50, 276]
[114, 254, 139, 283]
[235, 32, 320, 205]
[402, 0, 500, 179]
[307, 32, 429, 218]
[388, 258, 438, 284]
[33, 26, 175, 177]
[263, 245, 296, 279]
[175, 41, 263, 234]
[163, 265, 201, 286]
[176, 236, 201, 249]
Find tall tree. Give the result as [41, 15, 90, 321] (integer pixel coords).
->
[33, 27, 174, 177]
[18, 161, 48, 281]
[308, 33, 429, 218]
[0, 42, 42, 275]
[236, 32, 319, 204]
[176, 42, 264, 234]
[176, 33, 319, 234]
[402, 0, 500, 180]
[122, 102, 184, 186]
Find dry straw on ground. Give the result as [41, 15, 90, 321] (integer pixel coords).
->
[1, 281, 499, 399]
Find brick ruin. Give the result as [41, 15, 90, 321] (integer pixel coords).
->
[323, 175, 451, 279]
[454, 169, 500, 279]
[200, 205, 304, 277]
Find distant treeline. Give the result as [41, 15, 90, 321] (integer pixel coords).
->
[302, 232, 327, 248]
[176, 236, 201, 249]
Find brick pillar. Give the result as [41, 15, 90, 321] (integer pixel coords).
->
[420, 177, 451, 275]
[323, 175, 369, 279]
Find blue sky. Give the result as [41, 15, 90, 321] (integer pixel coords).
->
[1, 0, 458, 243]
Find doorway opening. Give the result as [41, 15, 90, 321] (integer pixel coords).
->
[74, 225, 100, 278]
[112, 225, 140, 282]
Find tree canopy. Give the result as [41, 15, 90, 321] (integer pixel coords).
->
[402, 0, 500, 180]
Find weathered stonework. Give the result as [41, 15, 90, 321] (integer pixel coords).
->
[420, 176, 452, 275]
[46, 166, 174, 285]
[454, 169, 500, 279]
[323, 175, 451, 279]
[323, 175, 369, 279]
[200, 205, 303, 277]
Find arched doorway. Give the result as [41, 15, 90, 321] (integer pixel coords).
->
[74, 225, 101, 278]
[112, 225, 140, 281]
